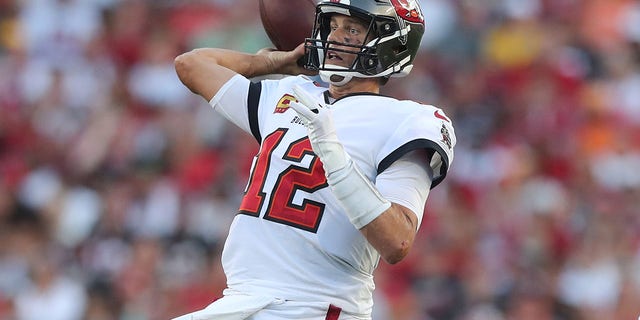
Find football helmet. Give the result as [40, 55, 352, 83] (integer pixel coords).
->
[304, 0, 425, 86]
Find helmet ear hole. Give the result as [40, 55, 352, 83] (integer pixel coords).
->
[376, 19, 398, 37]
[356, 47, 378, 75]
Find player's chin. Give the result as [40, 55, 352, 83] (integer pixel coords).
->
[301, 68, 320, 76]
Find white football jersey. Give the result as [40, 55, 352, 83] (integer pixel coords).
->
[209, 75, 456, 317]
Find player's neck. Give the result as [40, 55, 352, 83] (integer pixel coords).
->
[328, 77, 379, 100]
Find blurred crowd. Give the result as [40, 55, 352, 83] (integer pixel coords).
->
[0, 0, 638, 319]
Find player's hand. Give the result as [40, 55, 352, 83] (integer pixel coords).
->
[256, 44, 317, 76]
[290, 85, 349, 173]
[290, 84, 332, 139]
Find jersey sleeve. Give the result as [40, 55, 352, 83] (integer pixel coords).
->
[377, 106, 456, 189]
[376, 149, 433, 228]
[208, 74, 256, 138]
[209, 74, 314, 144]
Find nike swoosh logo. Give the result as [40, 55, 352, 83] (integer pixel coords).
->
[434, 110, 450, 122]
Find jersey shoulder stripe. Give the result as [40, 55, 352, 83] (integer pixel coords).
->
[248, 81, 262, 142]
[378, 139, 449, 188]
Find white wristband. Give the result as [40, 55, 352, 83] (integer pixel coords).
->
[327, 158, 391, 229]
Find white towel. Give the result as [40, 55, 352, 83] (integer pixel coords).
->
[171, 294, 277, 320]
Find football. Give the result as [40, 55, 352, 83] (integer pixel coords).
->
[259, 0, 317, 51]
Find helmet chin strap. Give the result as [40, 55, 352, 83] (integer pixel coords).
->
[319, 65, 354, 86]
[319, 62, 398, 87]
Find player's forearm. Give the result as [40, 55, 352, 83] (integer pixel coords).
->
[175, 47, 307, 100]
[175, 48, 277, 101]
[187, 48, 277, 78]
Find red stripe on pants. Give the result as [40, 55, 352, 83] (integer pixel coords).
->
[325, 304, 342, 320]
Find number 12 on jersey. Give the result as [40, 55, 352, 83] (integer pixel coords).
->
[239, 128, 328, 233]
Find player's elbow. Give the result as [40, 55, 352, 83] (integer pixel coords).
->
[380, 242, 411, 265]
[364, 204, 417, 265]
[174, 50, 199, 84]
[175, 49, 216, 88]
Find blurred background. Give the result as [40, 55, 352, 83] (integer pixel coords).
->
[0, 0, 639, 319]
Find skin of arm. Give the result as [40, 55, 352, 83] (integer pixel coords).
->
[174, 44, 313, 101]
[174, 43, 420, 265]
[362, 203, 418, 264]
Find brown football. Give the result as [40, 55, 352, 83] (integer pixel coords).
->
[259, 0, 317, 51]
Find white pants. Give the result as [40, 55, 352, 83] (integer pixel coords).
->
[172, 294, 355, 320]
[171, 294, 277, 320]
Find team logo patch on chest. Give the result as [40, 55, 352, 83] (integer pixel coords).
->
[274, 94, 298, 113]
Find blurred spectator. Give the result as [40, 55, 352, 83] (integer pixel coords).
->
[13, 253, 88, 320]
[0, 0, 639, 319]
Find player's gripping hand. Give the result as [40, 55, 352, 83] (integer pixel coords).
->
[290, 84, 391, 229]
[256, 44, 317, 76]
[290, 84, 349, 174]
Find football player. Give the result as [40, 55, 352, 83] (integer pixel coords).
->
[172, 0, 455, 319]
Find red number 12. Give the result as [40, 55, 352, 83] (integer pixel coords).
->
[239, 128, 328, 233]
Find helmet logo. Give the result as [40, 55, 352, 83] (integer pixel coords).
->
[390, 0, 424, 24]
